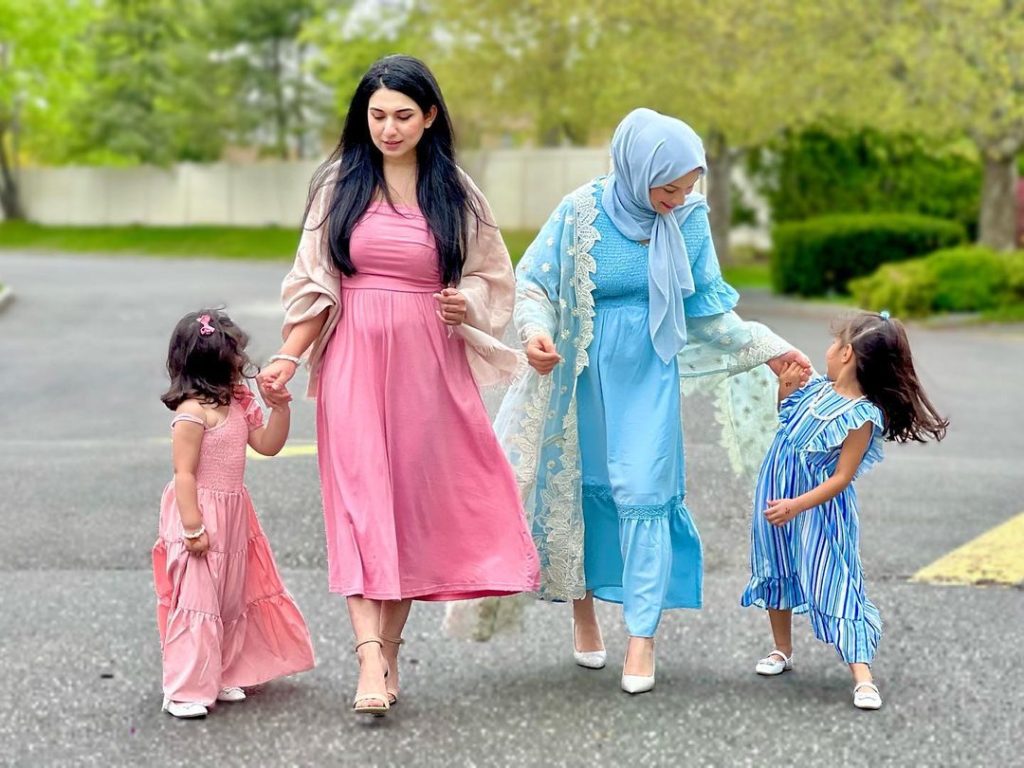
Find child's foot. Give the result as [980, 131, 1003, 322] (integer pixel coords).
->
[755, 649, 793, 676]
[853, 681, 882, 710]
[217, 686, 246, 703]
[162, 698, 208, 719]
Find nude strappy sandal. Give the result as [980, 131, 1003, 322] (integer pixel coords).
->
[352, 638, 390, 716]
[381, 635, 404, 705]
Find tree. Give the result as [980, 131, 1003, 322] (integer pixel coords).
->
[0, 0, 91, 219]
[64, 0, 230, 165]
[862, 0, 1024, 251]
[210, 0, 329, 159]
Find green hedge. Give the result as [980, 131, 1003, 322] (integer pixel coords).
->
[771, 213, 967, 296]
[747, 126, 981, 237]
[850, 247, 1024, 317]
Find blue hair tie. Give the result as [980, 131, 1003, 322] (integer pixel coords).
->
[879, 310, 891, 321]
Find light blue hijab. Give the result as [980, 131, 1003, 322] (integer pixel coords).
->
[601, 108, 707, 363]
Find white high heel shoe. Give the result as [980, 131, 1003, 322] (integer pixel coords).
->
[620, 641, 655, 694]
[572, 619, 607, 669]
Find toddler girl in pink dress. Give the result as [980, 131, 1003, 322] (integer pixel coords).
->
[154, 309, 315, 719]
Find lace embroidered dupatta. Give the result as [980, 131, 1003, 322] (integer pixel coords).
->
[444, 179, 795, 640]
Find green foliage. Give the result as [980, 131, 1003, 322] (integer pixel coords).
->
[771, 214, 966, 296]
[749, 127, 981, 237]
[850, 247, 1024, 317]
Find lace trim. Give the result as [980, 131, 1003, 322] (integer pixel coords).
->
[509, 373, 552, 503]
[582, 485, 683, 520]
[538, 397, 586, 600]
[730, 322, 792, 373]
[571, 183, 601, 375]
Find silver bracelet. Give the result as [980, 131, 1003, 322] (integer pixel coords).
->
[268, 353, 301, 367]
[182, 524, 206, 540]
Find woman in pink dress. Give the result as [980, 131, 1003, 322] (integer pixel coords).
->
[258, 55, 540, 717]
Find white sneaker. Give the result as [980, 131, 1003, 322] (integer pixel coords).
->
[217, 687, 246, 703]
[755, 649, 793, 676]
[853, 682, 882, 710]
[162, 698, 208, 719]
[572, 619, 607, 669]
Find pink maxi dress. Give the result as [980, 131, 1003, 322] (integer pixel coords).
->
[315, 202, 539, 600]
[153, 388, 315, 706]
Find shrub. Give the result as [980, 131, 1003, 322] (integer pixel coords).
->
[771, 213, 966, 296]
[850, 247, 1024, 317]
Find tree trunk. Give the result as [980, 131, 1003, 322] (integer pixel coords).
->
[705, 131, 732, 264]
[0, 128, 26, 221]
[978, 151, 1019, 251]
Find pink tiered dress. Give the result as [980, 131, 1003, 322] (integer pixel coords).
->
[316, 202, 540, 600]
[153, 388, 315, 706]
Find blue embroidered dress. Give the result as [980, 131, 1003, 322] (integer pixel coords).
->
[577, 194, 738, 634]
[471, 176, 799, 641]
[741, 375, 885, 663]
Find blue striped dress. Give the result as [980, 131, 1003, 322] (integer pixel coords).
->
[741, 375, 885, 664]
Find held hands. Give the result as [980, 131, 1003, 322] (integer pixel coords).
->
[776, 361, 806, 401]
[764, 498, 801, 527]
[768, 349, 812, 384]
[526, 334, 561, 375]
[433, 287, 467, 326]
[257, 359, 297, 399]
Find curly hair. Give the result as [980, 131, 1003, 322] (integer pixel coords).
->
[161, 309, 257, 411]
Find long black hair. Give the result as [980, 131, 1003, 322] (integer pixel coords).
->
[833, 312, 949, 443]
[304, 55, 482, 285]
[161, 309, 257, 410]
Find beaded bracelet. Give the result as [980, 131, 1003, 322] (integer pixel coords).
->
[268, 353, 301, 367]
[182, 524, 206, 540]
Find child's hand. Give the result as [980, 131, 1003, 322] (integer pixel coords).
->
[765, 498, 801, 526]
[777, 362, 805, 400]
[261, 383, 293, 411]
[183, 530, 210, 556]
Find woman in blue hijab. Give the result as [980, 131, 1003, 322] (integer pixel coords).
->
[493, 108, 810, 693]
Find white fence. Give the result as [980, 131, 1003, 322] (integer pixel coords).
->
[15, 148, 770, 246]
[17, 149, 611, 231]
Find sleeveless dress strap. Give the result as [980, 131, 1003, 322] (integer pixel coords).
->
[171, 413, 206, 429]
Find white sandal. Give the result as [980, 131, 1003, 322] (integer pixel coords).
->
[853, 681, 882, 710]
[755, 649, 793, 676]
[217, 686, 246, 703]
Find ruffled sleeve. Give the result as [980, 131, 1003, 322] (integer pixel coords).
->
[682, 207, 740, 318]
[804, 399, 886, 478]
[233, 385, 265, 430]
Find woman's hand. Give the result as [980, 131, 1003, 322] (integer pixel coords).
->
[433, 288, 467, 326]
[258, 359, 297, 396]
[526, 334, 561, 375]
[183, 530, 210, 556]
[768, 349, 812, 383]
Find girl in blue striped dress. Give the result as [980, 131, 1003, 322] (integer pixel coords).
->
[741, 311, 947, 710]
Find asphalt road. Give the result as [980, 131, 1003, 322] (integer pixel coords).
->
[0, 252, 1020, 767]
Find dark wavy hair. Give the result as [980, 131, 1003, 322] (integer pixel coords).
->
[161, 309, 257, 411]
[832, 312, 948, 443]
[304, 54, 482, 285]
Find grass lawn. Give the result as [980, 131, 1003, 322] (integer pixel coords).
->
[0, 221, 772, 288]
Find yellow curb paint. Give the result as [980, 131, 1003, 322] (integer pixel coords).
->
[247, 443, 318, 461]
[911, 512, 1024, 587]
